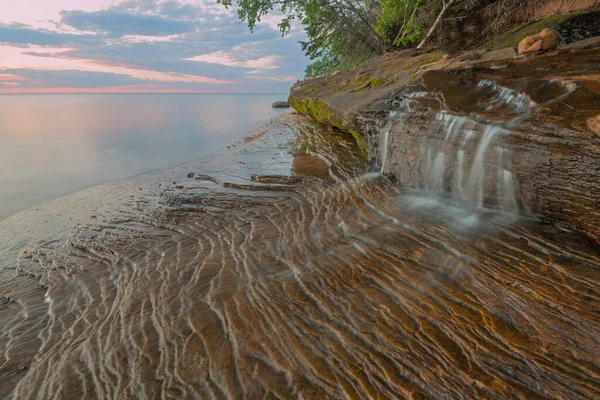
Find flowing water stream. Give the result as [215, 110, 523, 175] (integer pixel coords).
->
[0, 112, 599, 399]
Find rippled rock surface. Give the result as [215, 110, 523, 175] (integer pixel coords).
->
[1, 113, 599, 399]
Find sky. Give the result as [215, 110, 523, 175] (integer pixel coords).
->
[0, 0, 310, 93]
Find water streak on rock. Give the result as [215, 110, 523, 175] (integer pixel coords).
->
[0, 114, 599, 400]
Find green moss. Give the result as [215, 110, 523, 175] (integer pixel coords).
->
[347, 128, 367, 155]
[482, 14, 574, 50]
[409, 69, 421, 83]
[400, 52, 444, 70]
[288, 94, 367, 155]
[347, 75, 386, 92]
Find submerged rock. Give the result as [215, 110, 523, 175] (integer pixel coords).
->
[518, 28, 561, 54]
[271, 101, 290, 108]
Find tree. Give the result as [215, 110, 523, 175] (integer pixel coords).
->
[217, 0, 424, 76]
[219, 0, 547, 77]
[376, 0, 423, 46]
[417, 0, 457, 49]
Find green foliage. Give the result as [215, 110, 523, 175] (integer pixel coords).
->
[220, 0, 552, 76]
[376, 0, 423, 46]
[299, 1, 385, 77]
[218, 0, 413, 77]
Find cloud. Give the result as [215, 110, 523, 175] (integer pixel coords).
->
[0, 44, 235, 85]
[117, 34, 182, 44]
[60, 9, 195, 36]
[0, 23, 99, 46]
[247, 74, 297, 82]
[0, 0, 310, 92]
[185, 49, 280, 70]
[0, 73, 30, 88]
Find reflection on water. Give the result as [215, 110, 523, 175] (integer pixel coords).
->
[0, 114, 598, 399]
[0, 93, 289, 220]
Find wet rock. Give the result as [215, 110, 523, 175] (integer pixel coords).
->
[272, 101, 290, 108]
[518, 29, 561, 54]
[291, 40, 600, 241]
[0, 296, 15, 306]
[554, 11, 600, 44]
[186, 172, 195, 178]
[588, 114, 600, 135]
[452, 51, 482, 62]
[478, 47, 517, 63]
[564, 36, 600, 50]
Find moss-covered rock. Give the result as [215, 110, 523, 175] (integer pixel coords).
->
[288, 95, 367, 154]
[347, 75, 386, 93]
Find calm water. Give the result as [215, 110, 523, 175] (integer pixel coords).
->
[0, 93, 288, 220]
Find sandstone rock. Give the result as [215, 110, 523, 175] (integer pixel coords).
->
[453, 51, 482, 62]
[564, 36, 600, 50]
[479, 47, 517, 63]
[518, 29, 561, 54]
[588, 114, 600, 135]
[272, 101, 290, 108]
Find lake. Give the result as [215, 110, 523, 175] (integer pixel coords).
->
[0, 93, 289, 220]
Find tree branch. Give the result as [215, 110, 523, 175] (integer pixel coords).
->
[417, 0, 456, 49]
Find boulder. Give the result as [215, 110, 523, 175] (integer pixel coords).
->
[588, 114, 600, 135]
[518, 29, 561, 54]
[272, 101, 290, 108]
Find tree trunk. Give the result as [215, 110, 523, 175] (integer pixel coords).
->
[417, 0, 456, 49]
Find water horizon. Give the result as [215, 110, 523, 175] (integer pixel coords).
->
[0, 93, 290, 221]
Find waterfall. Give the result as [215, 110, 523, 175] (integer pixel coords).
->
[404, 111, 519, 213]
[500, 170, 518, 212]
[378, 91, 521, 214]
[427, 152, 445, 191]
[464, 125, 502, 209]
[379, 118, 393, 174]
[379, 103, 411, 174]
[454, 150, 465, 198]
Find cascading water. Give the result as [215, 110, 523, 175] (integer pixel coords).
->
[463, 125, 502, 209]
[478, 79, 537, 114]
[379, 100, 413, 174]
[381, 81, 526, 214]
[426, 152, 445, 191]
[379, 113, 395, 174]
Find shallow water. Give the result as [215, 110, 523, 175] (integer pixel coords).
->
[0, 93, 289, 221]
[0, 114, 599, 399]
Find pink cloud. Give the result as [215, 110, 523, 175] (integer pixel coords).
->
[0, 85, 216, 94]
[0, 73, 30, 81]
[0, 44, 235, 84]
[0, 73, 30, 87]
[0, 0, 114, 28]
